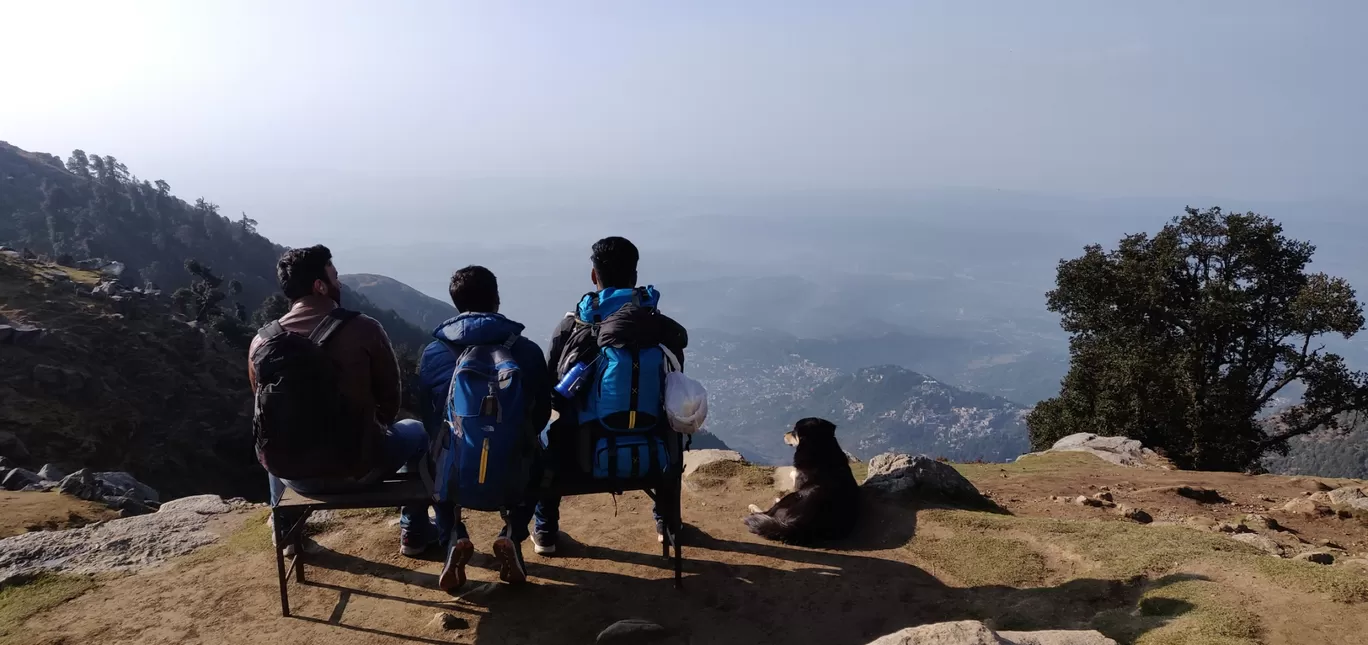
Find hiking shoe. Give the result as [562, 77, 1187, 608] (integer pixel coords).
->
[531, 531, 558, 556]
[438, 538, 475, 592]
[268, 515, 297, 557]
[400, 528, 433, 557]
[492, 536, 527, 584]
[656, 520, 668, 545]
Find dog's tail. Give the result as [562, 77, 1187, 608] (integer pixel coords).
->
[743, 513, 793, 541]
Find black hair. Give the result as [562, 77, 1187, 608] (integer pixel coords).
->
[448, 265, 500, 313]
[277, 245, 333, 301]
[591, 236, 639, 288]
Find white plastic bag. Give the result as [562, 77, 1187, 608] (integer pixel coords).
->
[660, 345, 707, 435]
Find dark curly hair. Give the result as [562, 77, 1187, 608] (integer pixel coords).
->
[277, 245, 333, 301]
[448, 265, 500, 313]
[591, 236, 639, 289]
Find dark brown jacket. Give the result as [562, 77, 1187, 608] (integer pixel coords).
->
[248, 295, 400, 471]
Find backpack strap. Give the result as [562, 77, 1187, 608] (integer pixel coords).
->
[502, 333, 520, 349]
[257, 321, 285, 341]
[308, 308, 360, 346]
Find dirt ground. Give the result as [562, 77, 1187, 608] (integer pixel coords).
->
[8, 454, 1368, 645]
[0, 492, 118, 539]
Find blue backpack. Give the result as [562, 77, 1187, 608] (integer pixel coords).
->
[566, 287, 673, 480]
[430, 334, 531, 511]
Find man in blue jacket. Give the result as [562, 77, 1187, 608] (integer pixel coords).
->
[416, 265, 552, 590]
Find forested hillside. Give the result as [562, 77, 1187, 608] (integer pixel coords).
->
[0, 141, 427, 350]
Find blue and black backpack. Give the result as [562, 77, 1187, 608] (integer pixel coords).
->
[561, 287, 675, 481]
[430, 334, 532, 512]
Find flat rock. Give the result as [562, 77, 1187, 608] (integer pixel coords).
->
[596, 618, 669, 644]
[999, 631, 1119, 645]
[0, 507, 226, 583]
[1281, 498, 1334, 517]
[867, 622, 1119, 645]
[863, 453, 986, 506]
[682, 450, 744, 478]
[1326, 486, 1367, 508]
[157, 495, 232, 515]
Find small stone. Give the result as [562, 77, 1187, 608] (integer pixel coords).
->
[1230, 532, 1283, 556]
[1243, 513, 1282, 532]
[1117, 505, 1153, 524]
[426, 612, 467, 631]
[1316, 538, 1345, 550]
[1093, 491, 1114, 503]
[597, 619, 669, 645]
[1282, 497, 1335, 517]
[1295, 552, 1335, 565]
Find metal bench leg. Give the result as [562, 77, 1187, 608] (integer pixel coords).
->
[273, 508, 291, 617]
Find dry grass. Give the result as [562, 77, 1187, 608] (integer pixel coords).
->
[0, 574, 97, 645]
[689, 460, 774, 489]
[1248, 556, 1368, 604]
[953, 451, 1109, 478]
[1093, 578, 1262, 645]
[907, 532, 1049, 587]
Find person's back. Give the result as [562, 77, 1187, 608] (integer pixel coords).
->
[536, 236, 687, 553]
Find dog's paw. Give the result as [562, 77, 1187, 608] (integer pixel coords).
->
[747, 504, 764, 514]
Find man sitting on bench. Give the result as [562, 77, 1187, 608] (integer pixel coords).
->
[248, 245, 432, 553]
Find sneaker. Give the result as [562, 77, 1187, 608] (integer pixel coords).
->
[400, 528, 433, 557]
[269, 515, 297, 557]
[531, 531, 558, 555]
[438, 538, 474, 592]
[492, 536, 527, 584]
[656, 520, 668, 545]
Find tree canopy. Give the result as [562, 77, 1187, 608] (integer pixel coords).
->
[1028, 207, 1368, 472]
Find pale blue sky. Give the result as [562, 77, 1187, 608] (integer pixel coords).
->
[2, 1, 1364, 245]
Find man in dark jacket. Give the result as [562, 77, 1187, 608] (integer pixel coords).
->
[535, 236, 687, 555]
[417, 266, 552, 589]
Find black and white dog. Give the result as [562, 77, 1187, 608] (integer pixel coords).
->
[743, 418, 859, 544]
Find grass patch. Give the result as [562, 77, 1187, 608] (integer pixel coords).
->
[689, 460, 774, 488]
[954, 451, 1105, 479]
[0, 574, 97, 644]
[907, 532, 1049, 587]
[175, 508, 272, 569]
[849, 461, 869, 483]
[1248, 556, 1368, 604]
[1092, 578, 1261, 645]
[920, 509, 1258, 580]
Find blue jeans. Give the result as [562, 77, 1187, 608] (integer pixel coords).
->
[269, 419, 432, 538]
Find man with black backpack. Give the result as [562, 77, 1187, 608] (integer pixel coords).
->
[534, 236, 688, 555]
[417, 266, 552, 590]
[249, 245, 433, 555]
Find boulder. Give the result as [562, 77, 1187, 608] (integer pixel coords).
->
[2, 468, 40, 491]
[596, 619, 669, 644]
[863, 453, 986, 505]
[57, 469, 102, 501]
[682, 450, 745, 478]
[999, 631, 1119, 645]
[36, 464, 69, 482]
[1326, 486, 1367, 507]
[0, 431, 30, 462]
[157, 495, 232, 515]
[105, 496, 153, 517]
[94, 472, 160, 503]
[1281, 497, 1334, 517]
[1026, 433, 1164, 468]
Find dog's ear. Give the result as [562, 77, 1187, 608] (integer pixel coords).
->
[794, 417, 837, 439]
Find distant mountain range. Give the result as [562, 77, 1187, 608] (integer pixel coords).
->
[340, 273, 455, 333]
[1265, 420, 1368, 479]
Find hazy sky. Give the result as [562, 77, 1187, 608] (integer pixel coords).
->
[3, 1, 1365, 245]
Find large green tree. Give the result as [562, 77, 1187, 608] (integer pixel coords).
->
[1028, 207, 1368, 471]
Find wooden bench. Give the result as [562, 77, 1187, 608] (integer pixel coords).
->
[269, 454, 684, 618]
[271, 476, 432, 617]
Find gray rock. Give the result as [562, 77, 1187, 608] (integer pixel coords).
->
[1243, 513, 1282, 532]
[1326, 486, 1366, 507]
[57, 469, 102, 501]
[866, 621, 1004, 645]
[1116, 505, 1153, 524]
[37, 464, 69, 482]
[1230, 533, 1284, 556]
[94, 472, 159, 503]
[1024, 433, 1163, 468]
[682, 449, 745, 477]
[0, 456, 17, 470]
[0, 505, 226, 583]
[1294, 552, 1335, 565]
[863, 453, 986, 505]
[23, 481, 59, 492]
[0, 432, 30, 462]
[91, 281, 119, 297]
[157, 495, 232, 515]
[105, 496, 153, 517]
[597, 619, 669, 644]
[2, 468, 40, 491]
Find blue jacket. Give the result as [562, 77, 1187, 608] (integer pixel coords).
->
[417, 312, 553, 441]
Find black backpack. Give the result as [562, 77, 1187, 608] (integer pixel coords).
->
[252, 309, 365, 480]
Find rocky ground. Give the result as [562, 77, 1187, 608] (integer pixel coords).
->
[1, 443, 1366, 645]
